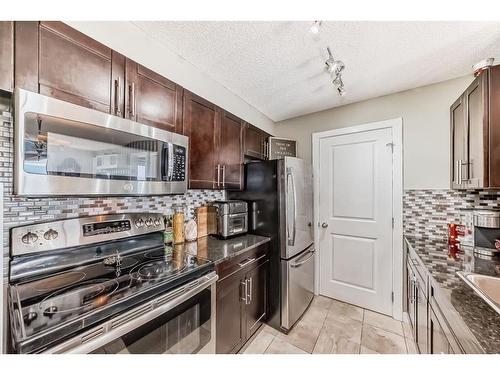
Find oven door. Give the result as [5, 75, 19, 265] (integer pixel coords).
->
[46, 273, 217, 354]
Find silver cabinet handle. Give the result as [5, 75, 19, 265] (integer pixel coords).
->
[238, 257, 255, 268]
[215, 164, 221, 188]
[129, 82, 136, 118]
[454, 160, 460, 185]
[461, 160, 470, 182]
[114, 77, 122, 116]
[221, 165, 226, 188]
[241, 280, 248, 304]
[247, 278, 252, 304]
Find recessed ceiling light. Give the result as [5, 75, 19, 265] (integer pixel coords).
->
[310, 21, 322, 34]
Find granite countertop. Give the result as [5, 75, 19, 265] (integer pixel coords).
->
[175, 234, 271, 265]
[404, 235, 500, 354]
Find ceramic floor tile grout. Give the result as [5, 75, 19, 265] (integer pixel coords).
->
[262, 334, 276, 354]
[309, 303, 331, 354]
[362, 321, 405, 338]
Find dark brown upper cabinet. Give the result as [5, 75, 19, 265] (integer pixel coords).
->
[0, 22, 14, 93]
[182, 91, 220, 189]
[219, 111, 244, 190]
[14, 21, 125, 115]
[450, 65, 500, 189]
[244, 122, 269, 160]
[125, 59, 183, 133]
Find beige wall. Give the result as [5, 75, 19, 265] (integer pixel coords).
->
[274, 76, 474, 190]
[66, 21, 276, 135]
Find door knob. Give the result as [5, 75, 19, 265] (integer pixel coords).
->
[321, 222, 328, 228]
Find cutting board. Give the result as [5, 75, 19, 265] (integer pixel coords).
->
[196, 206, 208, 238]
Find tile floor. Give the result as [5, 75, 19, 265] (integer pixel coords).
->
[240, 295, 418, 354]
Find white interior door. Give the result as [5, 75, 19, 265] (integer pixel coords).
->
[318, 127, 393, 315]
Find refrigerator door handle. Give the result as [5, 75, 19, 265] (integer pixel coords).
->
[291, 249, 315, 268]
[288, 172, 297, 246]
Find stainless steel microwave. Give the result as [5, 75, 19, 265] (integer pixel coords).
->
[14, 89, 188, 196]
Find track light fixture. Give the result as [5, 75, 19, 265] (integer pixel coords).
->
[325, 47, 346, 96]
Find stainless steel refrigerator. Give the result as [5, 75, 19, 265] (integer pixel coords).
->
[228, 156, 314, 332]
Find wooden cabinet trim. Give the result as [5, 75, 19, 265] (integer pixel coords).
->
[14, 21, 39, 92]
[0, 22, 14, 92]
[40, 22, 111, 60]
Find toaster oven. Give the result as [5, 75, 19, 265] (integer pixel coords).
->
[208, 201, 248, 239]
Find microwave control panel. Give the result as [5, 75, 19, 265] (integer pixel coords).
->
[170, 145, 186, 181]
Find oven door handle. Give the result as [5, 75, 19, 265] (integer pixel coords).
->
[45, 272, 219, 354]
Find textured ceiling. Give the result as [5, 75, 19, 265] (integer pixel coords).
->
[132, 21, 500, 122]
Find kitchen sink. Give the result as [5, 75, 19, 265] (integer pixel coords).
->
[457, 272, 500, 315]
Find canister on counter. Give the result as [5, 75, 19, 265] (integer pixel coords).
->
[172, 204, 186, 244]
[163, 213, 173, 245]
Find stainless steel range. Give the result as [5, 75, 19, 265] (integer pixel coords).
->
[8, 213, 217, 354]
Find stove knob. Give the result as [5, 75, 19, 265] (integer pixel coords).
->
[154, 218, 161, 226]
[43, 229, 59, 240]
[21, 232, 38, 245]
[145, 218, 153, 227]
[135, 219, 144, 228]
[43, 306, 58, 318]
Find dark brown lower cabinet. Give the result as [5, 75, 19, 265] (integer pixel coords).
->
[406, 240, 464, 354]
[428, 307, 450, 354]
[215, 243, 269, 354]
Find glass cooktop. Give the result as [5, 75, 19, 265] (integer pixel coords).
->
[9, 243, 213, 353]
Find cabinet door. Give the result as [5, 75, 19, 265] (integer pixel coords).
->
[219, 111, 244, 190]
[244, 258, 269, 340]
[429, 308, 450, 354]
[466, 74, 488, 188]
[183, 91, 220, 189]
[15, 22, 124, 115]
[216, 270, 245, 354]
[450, 95, 467, 189]
[415, 278, 428, 354]
[244, 123, 265, 159]
[125, 60, 183, 132]
[0, 22, 13, 92]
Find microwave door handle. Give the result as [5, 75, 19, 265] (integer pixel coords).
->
[162, 144, 172, 181]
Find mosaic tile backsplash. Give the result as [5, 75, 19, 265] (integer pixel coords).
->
[0, 103, 224, 277]
[404, 189, 500, 240]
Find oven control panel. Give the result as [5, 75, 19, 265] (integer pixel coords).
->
[11, 213, 166, 257]
[82, 220, 131, 237]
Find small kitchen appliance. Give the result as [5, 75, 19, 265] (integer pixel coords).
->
[208, 200, 248, 239]
[471, 209, 500, 257]
[8, 213, 217, 354]
[14, 88, 188, 196]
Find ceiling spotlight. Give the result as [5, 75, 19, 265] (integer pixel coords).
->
[332, 75, 343, 87]
[325, 47, 345, 75]
[310, 21, 322, 34]
[324, 47, 346, 96]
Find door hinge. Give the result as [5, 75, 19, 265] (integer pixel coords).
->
[392, 217, 394, 228]
[391, 291, 394, 302]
